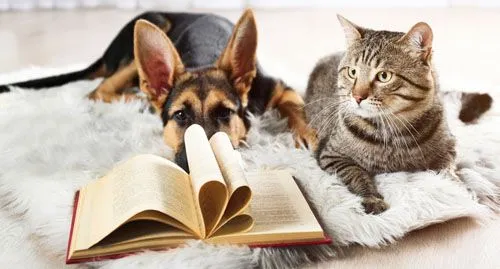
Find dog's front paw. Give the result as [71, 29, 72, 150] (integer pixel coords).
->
[362, 196, 389, 215]
[293, 126, 318, 151]
[87, 89, 144, 103]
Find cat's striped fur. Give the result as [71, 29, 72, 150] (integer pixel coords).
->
[305, 16, 491, 214]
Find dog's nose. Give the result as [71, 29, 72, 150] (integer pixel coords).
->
[175, 144, 189, 172]
[354, 95, 367, 104]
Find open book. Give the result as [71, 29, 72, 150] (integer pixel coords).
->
[66, 124, 330, 264]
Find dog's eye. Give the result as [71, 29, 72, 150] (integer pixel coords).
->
[215, 107, 234, 120]
[173, 110, 188, 123]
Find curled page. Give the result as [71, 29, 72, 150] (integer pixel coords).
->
[209, 132, 253, 236]
[184, 124, 228, 238]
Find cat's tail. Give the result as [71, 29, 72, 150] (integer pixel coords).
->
[443, 91, 493, 123]
[0, 58, 104, 94]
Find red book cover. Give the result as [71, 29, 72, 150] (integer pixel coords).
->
[65, 191, 332, 264]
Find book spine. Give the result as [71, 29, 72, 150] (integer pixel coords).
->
[65, 191, 80, 264]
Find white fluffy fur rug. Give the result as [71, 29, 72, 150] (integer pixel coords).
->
[0, 67, 499, 269]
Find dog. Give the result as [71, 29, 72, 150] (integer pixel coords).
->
[0, 10, 318, 170]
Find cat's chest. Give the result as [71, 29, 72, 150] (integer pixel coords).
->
[333, 128, 422, 173]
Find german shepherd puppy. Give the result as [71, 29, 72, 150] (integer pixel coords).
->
[0, 10, 317, 170]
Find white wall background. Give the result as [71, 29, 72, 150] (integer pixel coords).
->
[1, 0, 500, 10]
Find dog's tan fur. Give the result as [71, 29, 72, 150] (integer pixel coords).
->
[88, 10, 317, 158]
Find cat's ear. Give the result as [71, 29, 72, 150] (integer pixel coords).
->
[337, 15, 364, 47]
[398, 22, 433, 63]
[134, 19, 185, 111]
[216, 9, 258, 106]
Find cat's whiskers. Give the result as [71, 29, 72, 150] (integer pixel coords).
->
[375, 113, 386, 148]
[307, 103, 340, 128]
[318, 104, 351, 138]
[380, 111, 398, 149]
[375, 106, 390, 149]
[314, 101, 349, 138]
[302, 18, 460, 214]
[389, 107, 422, 137]
[303, 96, 349, 126]
[385, 108, 426, 163]
[303, 95, 349, 109]
[307, 100, 348, 128]
[382, 109, 409, 155]
[316, 114, 336, 139]
[307, 105, 341, 139]
[316, 102, 351, 139]
[383, 104, 424, 154]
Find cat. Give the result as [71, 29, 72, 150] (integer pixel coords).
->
[304, 15, 493, 214]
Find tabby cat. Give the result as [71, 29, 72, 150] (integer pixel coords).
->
[305, 16, 492, 214]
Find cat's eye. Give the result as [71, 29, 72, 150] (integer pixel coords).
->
[376, 71, 393, 83]
[347, 67, 357, 79]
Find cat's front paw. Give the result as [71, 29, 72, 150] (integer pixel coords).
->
[362, 196, 389, 214]
[293, 126, 318, 151]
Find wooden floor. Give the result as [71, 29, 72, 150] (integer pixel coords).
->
[1, 7, 500, 269]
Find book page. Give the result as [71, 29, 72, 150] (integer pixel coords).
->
[209, 132, 252, 235]
[247, 170, 317, 229]
[184, 124, 228, 237]
[73, 154, 200, 250]
[94, 220, 192, 248]
[210, 209, 254, 237]
[208, 170, 325, 245]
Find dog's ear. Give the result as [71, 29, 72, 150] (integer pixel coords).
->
[216, 9, 258, 107]
[134, 19, 185, 112]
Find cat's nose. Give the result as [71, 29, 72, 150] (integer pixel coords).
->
[354, 95, 367, 104]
